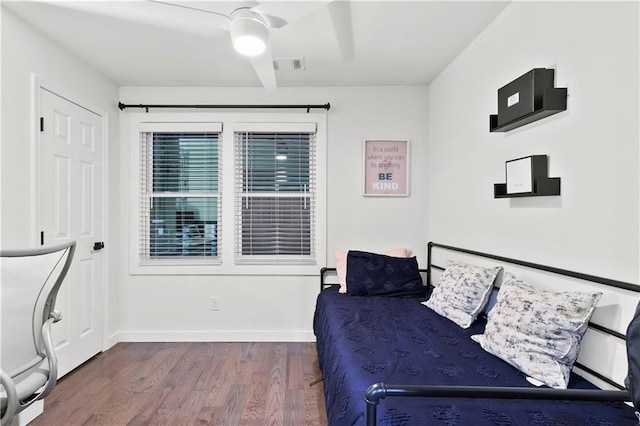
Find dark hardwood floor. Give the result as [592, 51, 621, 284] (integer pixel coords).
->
[30, 342, 327, 426]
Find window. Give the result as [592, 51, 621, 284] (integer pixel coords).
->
[234, 125, 316, 265]
[138, 123, 221, 263]
[130, 113, 326, 275]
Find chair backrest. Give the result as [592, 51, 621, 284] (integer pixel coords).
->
[1, 241, 75, 422]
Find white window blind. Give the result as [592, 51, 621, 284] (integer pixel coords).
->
[139, 127, 221, 262]
[234, 128, 317, 265]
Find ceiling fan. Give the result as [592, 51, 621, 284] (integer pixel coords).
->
[37, 0, 354, 91]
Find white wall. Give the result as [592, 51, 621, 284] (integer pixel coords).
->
[427, 1, 639, 284]
[12, 0, 634, 346]
[117, 86, 429, 341]
[1, 8, 121, 345]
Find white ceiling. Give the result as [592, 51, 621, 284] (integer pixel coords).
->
[3, 1, 510, 88]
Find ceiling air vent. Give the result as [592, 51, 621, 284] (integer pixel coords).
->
[273, 57, 305, 72]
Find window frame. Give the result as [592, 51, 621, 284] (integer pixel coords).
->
[233, 123, 318, 265]
[139, 122, 222, 264]
[128, 112, 327, 276]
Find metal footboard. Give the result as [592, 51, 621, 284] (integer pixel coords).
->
[364, 383, 630, 426]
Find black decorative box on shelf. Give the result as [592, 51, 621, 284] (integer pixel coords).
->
[494, 154, 561, 198]
[490, 68, 567, 132]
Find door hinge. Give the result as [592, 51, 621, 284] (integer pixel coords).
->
[40, 117, 44, 132]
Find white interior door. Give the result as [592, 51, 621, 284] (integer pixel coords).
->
[39, 88, 103, 377]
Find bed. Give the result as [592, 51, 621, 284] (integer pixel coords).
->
[313, 242, 640, 426]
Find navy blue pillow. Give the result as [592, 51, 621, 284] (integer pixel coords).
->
[346, 250, 425, 297]
[481, 287, 500, 317]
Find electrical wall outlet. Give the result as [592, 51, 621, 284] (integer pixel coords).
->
[210, 297, 220, 311]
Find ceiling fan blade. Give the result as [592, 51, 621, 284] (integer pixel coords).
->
[249, 44, 277, 91]
[147, 0, 231, 30]
[36, 0, 229, 35]
[327, 1, 354, 62]
[252, 1, 328, 28]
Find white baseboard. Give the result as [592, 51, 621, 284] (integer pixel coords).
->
[115, 330, 316, 343]
[104, 331, 120, 350]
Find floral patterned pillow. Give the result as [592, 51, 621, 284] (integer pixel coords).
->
[471, 273, 602, 389]
[423, 261, 502, 328]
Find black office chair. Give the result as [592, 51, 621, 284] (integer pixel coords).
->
[0, 241, 75, 425]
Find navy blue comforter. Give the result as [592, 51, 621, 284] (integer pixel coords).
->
[313, 286, 637, 426]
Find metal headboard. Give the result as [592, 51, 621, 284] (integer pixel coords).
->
[320, 267, 429, 293]
[427, 241, 640, 390]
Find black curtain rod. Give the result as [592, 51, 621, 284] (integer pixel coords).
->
[118, 102, 330, 113]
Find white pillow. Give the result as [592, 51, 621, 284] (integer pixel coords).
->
[423, 261, 502, 328]
[471, 273, 602, 389]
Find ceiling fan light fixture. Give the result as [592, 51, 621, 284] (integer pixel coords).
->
[229, 11, 269, 57]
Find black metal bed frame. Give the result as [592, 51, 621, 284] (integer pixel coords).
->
[318, 242, 640, 426]
[319, 267, 429, 293]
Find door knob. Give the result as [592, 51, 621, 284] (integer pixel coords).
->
[93, 241, 105, 251]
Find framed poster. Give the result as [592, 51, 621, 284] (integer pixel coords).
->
[363, 139, 409, 196]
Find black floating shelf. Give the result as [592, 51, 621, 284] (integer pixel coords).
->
[490, 88, 567, 132]
[490, 68, 567, 132]
[494, 155, 561, 198]
[494, 178, 561, 198]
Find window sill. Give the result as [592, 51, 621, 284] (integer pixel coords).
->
[129, 260, 322, 276]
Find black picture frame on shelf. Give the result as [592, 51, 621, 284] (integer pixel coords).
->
[489, 68, 567, 132]
[494, 155, 561, 198]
